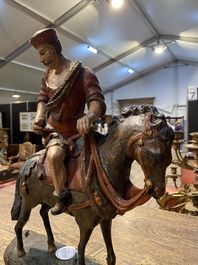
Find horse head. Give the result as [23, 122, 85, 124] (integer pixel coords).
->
[99, 105, 174, 207]
[121, 105, 174, 199]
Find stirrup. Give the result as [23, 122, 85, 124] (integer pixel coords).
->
[51, 189, 71, 215]
[53, 189, 70, 199]
[51, 202, 66, 215]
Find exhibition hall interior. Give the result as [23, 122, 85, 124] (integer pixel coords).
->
[0, 1, 198, 264]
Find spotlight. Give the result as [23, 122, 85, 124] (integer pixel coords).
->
[87, 46, 98, 54]
[12, 93, 20, 98]
[128, 68, 134, 74]
[111, 0, 123, 8]
[152, 44, 166, 54]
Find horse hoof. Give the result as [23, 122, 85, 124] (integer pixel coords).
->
[48, 244, 57, 253]
[17, 249, 26, 258]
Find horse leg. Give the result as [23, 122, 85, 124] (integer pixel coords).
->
[100, 219, 116, 265]
[40, 203, 56, 253]
[77, 225, 94, 265]
[14, 205, 31, 257]
[75, 212, 100, 265]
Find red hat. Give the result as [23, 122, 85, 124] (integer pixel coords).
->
[29, 28, 58, 49]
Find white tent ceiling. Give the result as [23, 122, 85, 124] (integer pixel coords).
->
[1, 0, 198, 104]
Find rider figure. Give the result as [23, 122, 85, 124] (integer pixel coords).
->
[30, 28, 106, 215]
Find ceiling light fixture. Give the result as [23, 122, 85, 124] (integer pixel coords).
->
[12, 93, 20, 98]
[87, 45, 98, 54]
[110, 0, 123, 8]
[147, 40, 175, 51]
[152, 43, 166, 54]
[95, 0, 123, 8]
[149, 39, 176, 54]
[127, 68, 134, 74]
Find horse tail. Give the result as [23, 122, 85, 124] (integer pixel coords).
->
[11, 177, 22, 220]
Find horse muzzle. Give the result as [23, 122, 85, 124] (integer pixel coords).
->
[145, 179, 165, 199]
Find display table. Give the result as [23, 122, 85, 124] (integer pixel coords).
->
[2, 203, 198, 265]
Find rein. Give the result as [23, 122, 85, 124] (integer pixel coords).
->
[68, 113, 156, 215]
[88, 127, 152, 215]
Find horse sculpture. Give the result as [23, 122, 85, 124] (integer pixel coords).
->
[11, 105, 174, 265]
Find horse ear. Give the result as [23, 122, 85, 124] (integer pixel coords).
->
[109, 115, 121, 128]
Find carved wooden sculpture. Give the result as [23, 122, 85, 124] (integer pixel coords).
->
[11, 105, 174, 265]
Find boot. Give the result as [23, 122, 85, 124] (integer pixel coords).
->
[51, 190, 71, 215]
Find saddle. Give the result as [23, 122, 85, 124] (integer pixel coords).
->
[19, 131, 114, 217]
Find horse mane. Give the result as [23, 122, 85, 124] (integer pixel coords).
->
[108, 104, 167, 132]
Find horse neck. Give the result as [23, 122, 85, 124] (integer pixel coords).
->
[99, 127, 133, 189]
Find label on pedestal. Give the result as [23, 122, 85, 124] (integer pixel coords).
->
[55, 246, 76, 260]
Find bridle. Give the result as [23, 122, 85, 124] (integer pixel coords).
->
[127, 113, 155, 190]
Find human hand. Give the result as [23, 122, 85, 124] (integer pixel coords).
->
[76, 115, 92, 136]
[32, 117, 44, 134]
